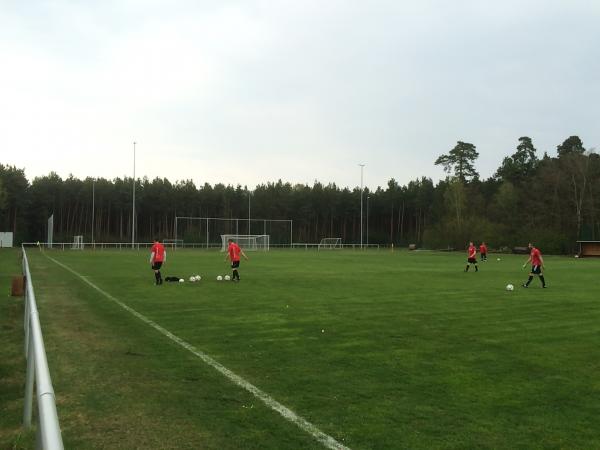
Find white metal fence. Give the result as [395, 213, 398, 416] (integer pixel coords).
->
[22, 247, 64, 449]
[291, 243, 381, 250]
[23, 242, 382, 251]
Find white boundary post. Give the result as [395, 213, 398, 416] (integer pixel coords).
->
[47, 214, 54, 249]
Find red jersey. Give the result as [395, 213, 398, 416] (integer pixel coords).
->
[228, 242, 241, 262]
[150, 242, 166, 262]
[468, 245, 476, 258]
[479, 244, 487, 254]
[530, 247, 542, 266]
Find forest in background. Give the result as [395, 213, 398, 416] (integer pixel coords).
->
[1, 135, 598, 253]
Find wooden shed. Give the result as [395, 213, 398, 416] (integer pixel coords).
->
[577, 241, 600, 257]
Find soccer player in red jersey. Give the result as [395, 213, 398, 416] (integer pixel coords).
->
[150, 238, 166, 285]
[479, 242, 488, 262]
[522, 242, 546, 288]
[224, 238, 248, 281]
[465, 241, 479, 272]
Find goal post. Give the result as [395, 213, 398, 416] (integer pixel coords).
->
[318, 237, 342, 250]
[221, 234, 269, 252]
[72, 235, 84, 250]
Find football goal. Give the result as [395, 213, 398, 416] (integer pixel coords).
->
[72, 235, 84, 250]
[221, 234, 270, 252]
[318, 237, 342, 250]
[175, 217, 292, 248]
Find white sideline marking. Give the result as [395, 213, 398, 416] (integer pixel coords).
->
[46, 256, 349, 450]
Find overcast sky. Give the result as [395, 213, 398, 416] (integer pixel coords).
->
[1, 0, 599, 190]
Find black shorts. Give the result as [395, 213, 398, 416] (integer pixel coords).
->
[467, 257, 477, 264]
[152, 262, 163, 270]
[231, 260, 240, 269]
[531, 265, 542, 274]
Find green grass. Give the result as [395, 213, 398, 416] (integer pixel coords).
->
[3, 248, 600, 449]
[0, 249, 35, 449]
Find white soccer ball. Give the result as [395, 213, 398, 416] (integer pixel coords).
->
[179, 278, 184, 283]
[224, 275, 231, 281]
[497, 258, 501, 261]
[189, 276, 195, 282]
[217, 275, 223, 281]
[506, 284, 514, 291]
[195, 275, 202, 281]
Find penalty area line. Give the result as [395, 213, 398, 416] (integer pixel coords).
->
[45, 255, 349, 450]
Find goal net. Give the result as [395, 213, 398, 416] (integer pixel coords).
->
[72, 235, 84, 250]
[318, 237, 342, 250]
[221, 234, 269, 252]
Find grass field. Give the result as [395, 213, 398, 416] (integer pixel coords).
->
[2, 247, 600, 449]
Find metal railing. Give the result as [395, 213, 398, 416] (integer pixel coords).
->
[291, 243, 381, 250]
[23, 241, 155, 251]
[22, 247, 64, 450]
[22, 242, 382, 251]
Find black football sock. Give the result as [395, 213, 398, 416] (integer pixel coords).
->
[525, 276, 533, 286]
[540, 275, 546, 287]
[475, 265, 478, 272]
[155, 272, 160, 283]
[465, 265, 469, 272]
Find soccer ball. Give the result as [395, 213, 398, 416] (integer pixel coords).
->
[217, 275, 223, 281]
[224, 275, 231, 281]
[179, 278, 184, 283]
[195, 275, 201, 281]
[506, 284, 514, 291]
[189, 276, 196, 282]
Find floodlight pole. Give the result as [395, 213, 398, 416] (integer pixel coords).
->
[92, 178, 95, 245]
[366, 195, 370, 248]
[359, 164, 365, 249]
[248, 189, 251, 234]
[132, 142, 136, 249]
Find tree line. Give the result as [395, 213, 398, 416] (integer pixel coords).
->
[1, 135, 598, 253]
